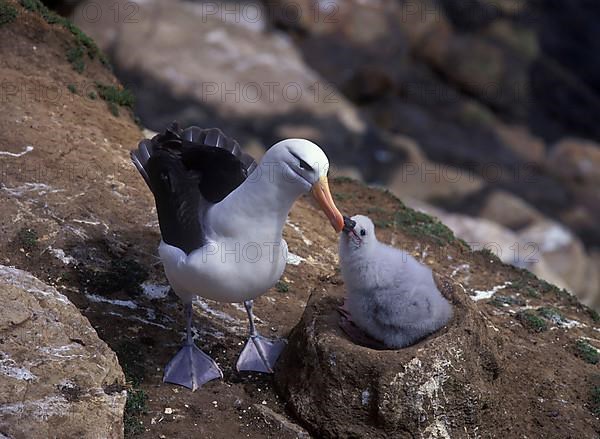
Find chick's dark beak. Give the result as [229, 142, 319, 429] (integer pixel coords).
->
[342, 216, 356, 234]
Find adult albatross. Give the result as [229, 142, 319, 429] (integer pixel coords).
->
[131, 123, 344, 390]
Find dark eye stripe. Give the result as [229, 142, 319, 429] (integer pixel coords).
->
[290, 152, 314, 171]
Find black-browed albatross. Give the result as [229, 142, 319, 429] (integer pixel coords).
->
[131, 123, 344, 390]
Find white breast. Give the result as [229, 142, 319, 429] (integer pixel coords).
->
[159, 239, 288, 303]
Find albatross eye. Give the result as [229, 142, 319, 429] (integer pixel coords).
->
[360, 229, 366, 236]
[290, 152, 314, 171]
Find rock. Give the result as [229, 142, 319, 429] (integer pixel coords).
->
[389, 160, 485, 203]
[0, 265, 126, 439]
[518, 221, 589, 297]
[253, 403, 310, 439]
[72, 0, 409, 177]
[493, 123, 546, 163]
[548, 138, 600, 184]
[479, 190, 543, 230]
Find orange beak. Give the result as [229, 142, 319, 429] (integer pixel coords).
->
[311, 176, 344, 233]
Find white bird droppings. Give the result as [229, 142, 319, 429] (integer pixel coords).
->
[470, 282, 512, 301]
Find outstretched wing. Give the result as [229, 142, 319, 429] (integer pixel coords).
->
[131, 123, 257, 254]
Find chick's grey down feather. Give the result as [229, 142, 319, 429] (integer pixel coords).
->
[130, 123, 257, 254]
[339, 215, 453, 349]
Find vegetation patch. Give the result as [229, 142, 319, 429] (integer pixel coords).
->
[124, 388, 148, 436]
[517, 310, 547, 333]
[276, 280, 289, 293]
[591, 383, 600, 416]
[17, 227, 38, 251]
[66, 46, 85, 73]
[77, 258, 148, 296]
[114, 340, 148, 436]
[0, 0, 18, 25]
[489, 295, 525, 308]
[537, 307, 565, 325]
[67, 83, 77, 94]
[587, 308, 600, 323]
[95, 83, 135, 116]
[395, 207, 456, 245]
[575, 339, 599, 365]
[19, 0, 109, 71]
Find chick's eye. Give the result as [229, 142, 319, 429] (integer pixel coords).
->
[360, 229, 366, 236]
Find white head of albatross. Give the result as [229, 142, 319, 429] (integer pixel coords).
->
[209, 138, 344, 238]
[131, 125, 344, 390]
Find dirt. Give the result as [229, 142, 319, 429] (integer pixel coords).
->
[1, 3, 600, 438]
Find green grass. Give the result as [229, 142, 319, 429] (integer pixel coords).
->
[517, 310, 547, 333]
[395, 208, 456, 245]
[124, 388, 148, 436]
[0, 0, 18, 25]
[587, 308, 600, 323]
[66, 46, 85, 73]
[276, 280, 289, 293]
[591, 384, 600, 416]
[96, 83, 135, 107]
[107, 101, 119, 117]
[489, 295, 525, 308]
[537, 307, 565, 325]
[95, 83, 135, 117]
[17, 227, 38, 251]
[575, 339, 599, 365]
[115, 340, 148, 436]
[19, 0, 110, 71]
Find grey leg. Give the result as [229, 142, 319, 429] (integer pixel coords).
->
[163, 302, 223, 391]
[236, 300, 286, 373]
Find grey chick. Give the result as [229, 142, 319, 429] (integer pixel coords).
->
[339, 215, 453, 349]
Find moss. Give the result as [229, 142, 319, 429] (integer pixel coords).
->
[517, 310, 547, 333]
[489, 295, 524, 308]
[537, 307, 565, 325]
[276, 280, 289, 293]
[333, 192, 353, 202]
[95, 83, 135, 117]
[96, 83, 135, 107]
[587, 308, 600, 323]
[124, 388, 148, 436]
[395, 208, 456, 245]
[0, 0, 18, 25]
[575, 339, 599, 365]
[524, 286, 541, 299]
[115, 340, 146, 386]
[332, 176, 356, 184]
[66, 45, 85, 73]
[591, 384, 600, 416]
[108, 101, 119, 117]
[77, 259, 148, 296]
[19, 0, 109, 70]
[17, 227, 38, 251]
[67, 83, 77, 94]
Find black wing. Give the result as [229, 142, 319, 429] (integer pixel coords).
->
[131, 122, 257, 254]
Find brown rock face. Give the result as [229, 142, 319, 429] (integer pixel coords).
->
[0, 266, 126, 439]
[548, 138, 600, 184]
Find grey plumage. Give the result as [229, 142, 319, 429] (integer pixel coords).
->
[339, 215, 453, 349]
